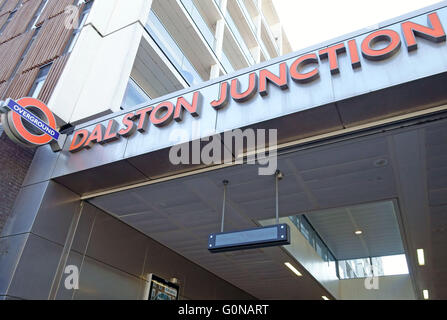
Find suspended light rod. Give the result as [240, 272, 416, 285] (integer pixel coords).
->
[221, 180, 229, 233]
[275, 170, 284, 224]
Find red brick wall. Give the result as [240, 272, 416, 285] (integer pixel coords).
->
[0, 127, 36, 234]
[0, 0, 91, 234]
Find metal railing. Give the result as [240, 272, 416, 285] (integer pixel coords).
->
[145, 10, 203, 86]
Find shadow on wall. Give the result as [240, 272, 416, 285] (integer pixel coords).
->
[55, 202, 256, 300]
[0, 129, 36, 234]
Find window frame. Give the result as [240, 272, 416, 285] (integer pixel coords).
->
[28, 63, 52, 98]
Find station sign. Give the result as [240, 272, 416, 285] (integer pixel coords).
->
[0, 97, 63, 150]
[67, 11, 446, 154]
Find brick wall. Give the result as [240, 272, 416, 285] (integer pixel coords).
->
[0, 128, 36, 234]
[0, 0, 91, 234]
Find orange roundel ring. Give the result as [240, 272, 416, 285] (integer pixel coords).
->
[11, 97, 57, 145]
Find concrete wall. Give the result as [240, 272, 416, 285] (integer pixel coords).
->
[261, 217, 340, 298]
[48, 0, 152, 124]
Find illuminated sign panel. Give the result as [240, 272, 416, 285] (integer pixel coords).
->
[208, 224, 290, 253]
[67, 11, 446, 154]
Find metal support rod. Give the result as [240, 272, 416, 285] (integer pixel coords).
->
[275, 170, 283, 225]
[275, 174, 279, 224]
[221, 180, 229, 233]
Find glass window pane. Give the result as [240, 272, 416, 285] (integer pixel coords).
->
[180, 0, 215, 49]
[236, 0, 257, 35]
[121, 78, 151, 109]
[315, 237, 324, 258]
[300, 217, 311, 241]
[65, 1, 94, 54]
[215, 227, 277, 246]
[225, 11, 255, 65]
[145, 10, 202, 85]
[220, 50, 234, 74]
[30, 81, 44, 98]
[338, 254, 408, 279]
[29, 64, 52, 98]
[38, 64, 51, 79]
[288, 214, 337, 276]
[372, 254, 409, 276]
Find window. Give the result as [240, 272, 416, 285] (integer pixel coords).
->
[180, 0, 215, 49]
[338, 254, 409, 279]
[121, 78, 151, 110]
[289, 214, 336, 265]
[64, 0, 93, 54]
[220, 50, 234, 74]
[28, 63, 52, 98]
[224, 10, 255, 65]
[145, 10, 203, 86]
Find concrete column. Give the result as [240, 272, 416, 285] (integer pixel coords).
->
[218, 0, 228, 11]
[209, 64, 221, 79]
[254, 14, 262, 40]
[214, 17, 226, 58]
[211, 0, 227, 78]
[252, 14, 262, 62]
[251, 46, 261, 64]
[271, 23, 283, 55]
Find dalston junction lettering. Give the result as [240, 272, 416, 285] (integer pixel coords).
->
[69, 12, 446, 153]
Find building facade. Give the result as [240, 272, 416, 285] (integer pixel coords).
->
[0, 0, 292, 300]
[1, 0, 447, 300]
[0, 0, 291, 234]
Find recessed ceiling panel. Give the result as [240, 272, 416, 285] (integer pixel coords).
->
[305, 200, 404, 260]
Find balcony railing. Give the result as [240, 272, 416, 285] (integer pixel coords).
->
[145, 10, 203, 86]
[180, 0, 216, 50]
[220, 50, 234, 73]
[225, 10, 255, 65]
[236, 0, 257, 36]
[289, 215, 336, 264]
[121, 77, 151, 110]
